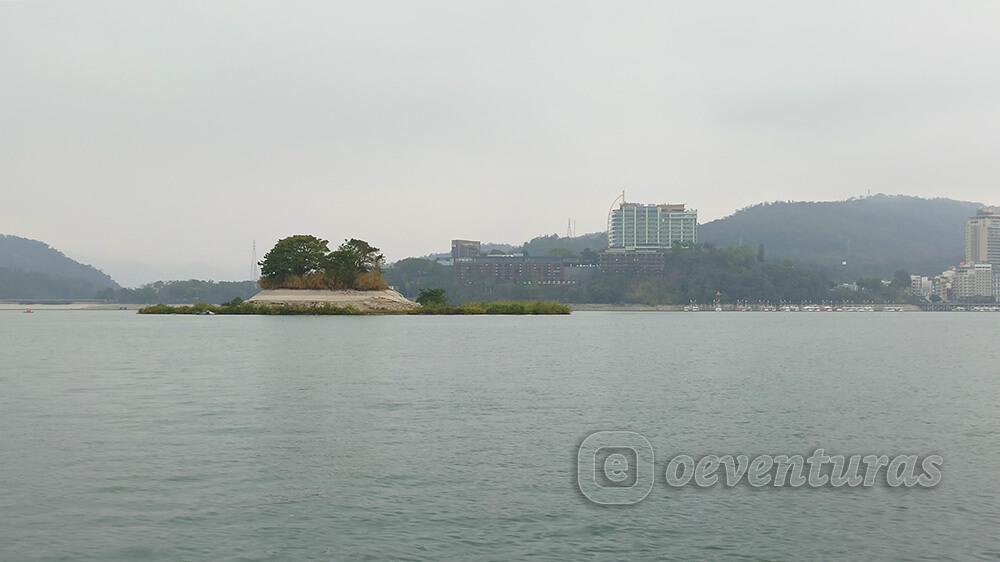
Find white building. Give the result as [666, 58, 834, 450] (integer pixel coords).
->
[608, 202, 698, 250]
[965, 207, 1000, 267]
[909, 275, 933, 301]
[951, 263, 994, 301]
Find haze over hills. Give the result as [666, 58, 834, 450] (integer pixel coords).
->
[0, 235, 119, 299]
[698, 195, 981, 278]
[425, 195, 980, 280]
[0, 195, 986, 301]
[0, 234, 261, 303]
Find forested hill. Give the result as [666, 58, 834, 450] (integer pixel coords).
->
[0, 234, 120, 299]
[699, 195, 981, 278]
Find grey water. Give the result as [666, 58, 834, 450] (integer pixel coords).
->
[1, 311, 999, 561]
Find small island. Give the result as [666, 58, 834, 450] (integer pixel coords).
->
[139, 235, 569, 315]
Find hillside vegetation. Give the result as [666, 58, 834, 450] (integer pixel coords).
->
[0, 235, 119, 299]
[699, 195, 980, 278]
[520, 232, 606, 257]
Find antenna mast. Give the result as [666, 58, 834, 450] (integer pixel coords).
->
[251, 240, 258, 280]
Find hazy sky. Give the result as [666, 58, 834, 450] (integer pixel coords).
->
[3, 1, 999, 285]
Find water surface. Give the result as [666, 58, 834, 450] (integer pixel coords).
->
[2, 311, 998, 560]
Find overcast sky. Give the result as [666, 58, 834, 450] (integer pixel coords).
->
[2, 1, 999, 285]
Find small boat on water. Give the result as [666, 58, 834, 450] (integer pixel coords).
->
[23, 308, 33, 314]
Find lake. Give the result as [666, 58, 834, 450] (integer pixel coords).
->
[1, 311, 998, 560]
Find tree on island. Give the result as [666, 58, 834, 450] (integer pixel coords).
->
[259, 235, 331, 279]
[258, 235, 388, 291]
[328, 238, 385, 288]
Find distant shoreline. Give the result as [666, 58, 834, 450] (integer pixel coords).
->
[570, 304, 924, 312]
[0, 302, 142, 311]
[138, 300, 571, 316]
[7, 302, 992, 314]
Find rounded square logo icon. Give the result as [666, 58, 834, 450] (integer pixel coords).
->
[577, 431, 654, 505]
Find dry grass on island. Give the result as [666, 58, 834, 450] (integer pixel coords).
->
[138, 235, 569, 315]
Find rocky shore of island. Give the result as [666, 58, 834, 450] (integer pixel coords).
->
[247, 288, 420, 312]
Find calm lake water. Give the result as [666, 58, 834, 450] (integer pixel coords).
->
[1, 311, 999, 561]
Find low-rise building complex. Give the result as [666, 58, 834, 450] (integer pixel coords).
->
[950, 263, 994, 302]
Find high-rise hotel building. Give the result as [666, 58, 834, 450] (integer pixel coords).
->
[608, 202, 698, 250]
[965, 207, 1000, 267]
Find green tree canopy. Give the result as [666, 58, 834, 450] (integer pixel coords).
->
[259, 235, 331, 280]
[416, 288, 448, 306]
[257, 235, 388, 291]
[326, 238, 385, 288]
[333, 239, 385, 272]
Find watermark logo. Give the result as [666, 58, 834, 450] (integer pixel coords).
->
[578, 431, 943, 505]
[577, 431, 655, 505]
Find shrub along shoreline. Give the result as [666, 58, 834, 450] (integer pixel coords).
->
[138, 300, 570, 315]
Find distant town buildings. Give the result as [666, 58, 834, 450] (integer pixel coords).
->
[916, 207, 1000, 305]
[608, 202, 697, 250]
[930, 269, 955, 302]
[964, 207, 1000, 267]
[909, 275, 933, 300]
[451, 239, 481, 262]
[449, 239, 571, 284]
[453, 254, 566, 284]
[600, 199, 698, 274]
[923, 263, 999, 304]
[445, 197, 1000, 306]
[599, 250, 666, 274]
[951, 263, 994, 301]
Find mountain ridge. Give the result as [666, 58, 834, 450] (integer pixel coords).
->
[698, 194, 981, 278]
[0, 234, 120, 299]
